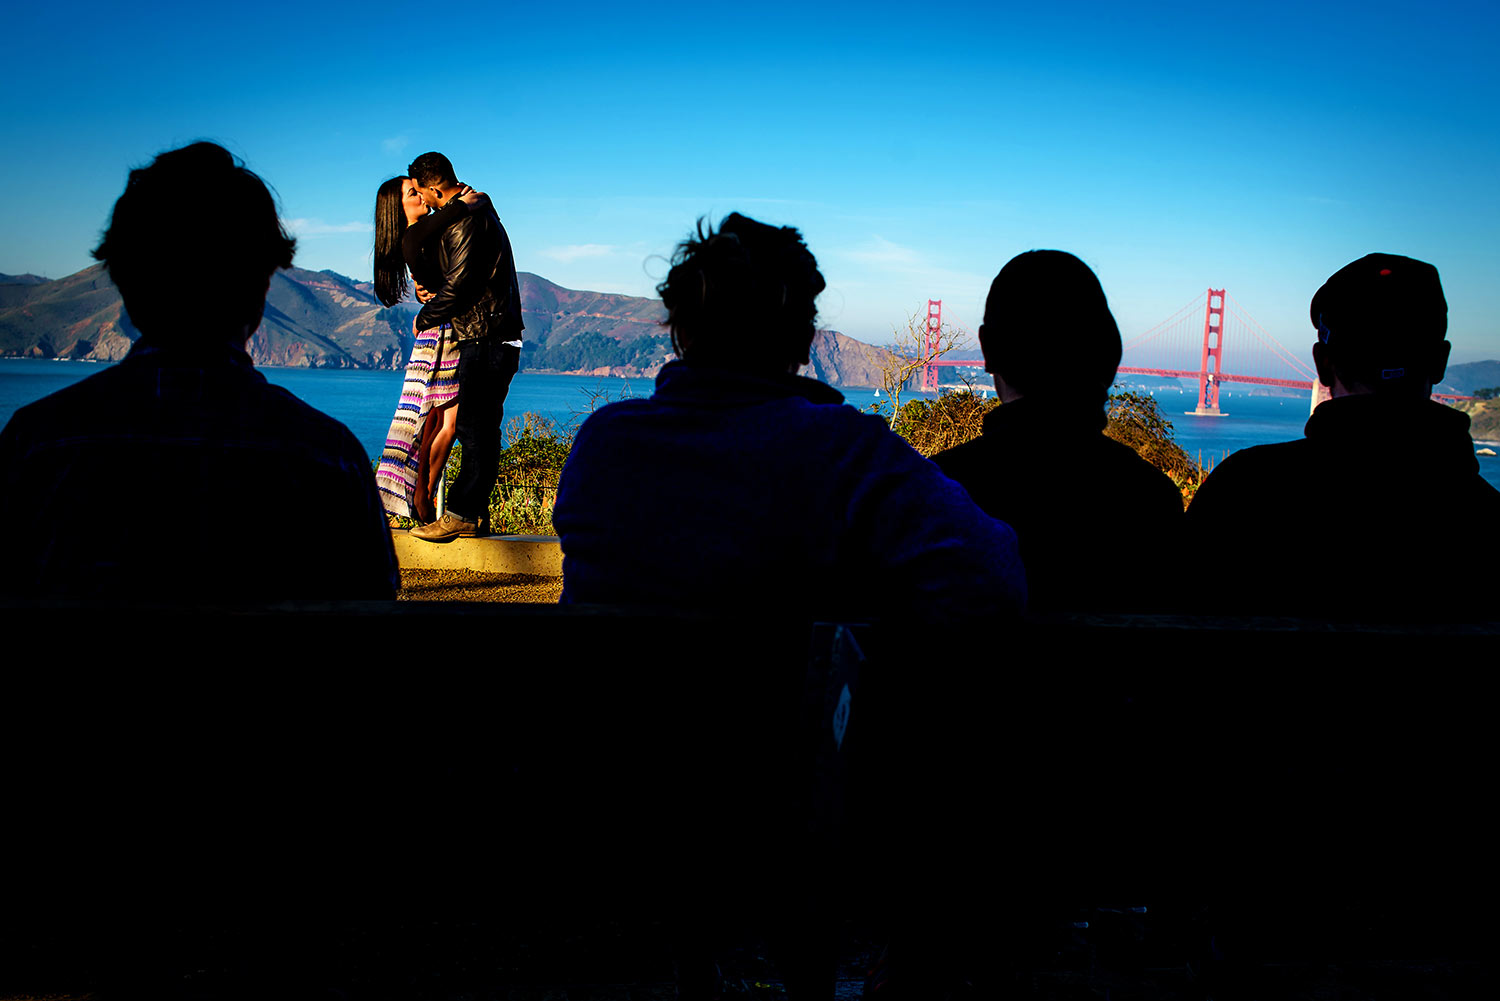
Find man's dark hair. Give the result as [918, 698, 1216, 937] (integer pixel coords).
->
[1310, 253, 1448, 393]
[93, 142, 296, 341]
[983, 250, 1120, 405]
[407, 152, 458, 189]
[657, 213, 826, 373]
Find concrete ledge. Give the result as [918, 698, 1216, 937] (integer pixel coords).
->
[390, 530, 562, 575]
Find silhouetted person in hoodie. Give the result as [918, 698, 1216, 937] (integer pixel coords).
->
[932, 250, 1182, 612]
[552, 213, 1027, 1001]
[1184, 252, 1498, 620]
[554, 213, 1026, 620]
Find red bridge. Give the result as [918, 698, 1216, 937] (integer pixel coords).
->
[918, 291, 1318, 414]
[1112, 288, 1318, 416]
[919, 293, 1473, 410]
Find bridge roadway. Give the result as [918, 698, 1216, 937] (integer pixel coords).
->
[915, 362, 1478, 405]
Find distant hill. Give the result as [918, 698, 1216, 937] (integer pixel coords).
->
[0, 263, 902, 387]
[0, 265, 132, 360]
[517, 273, 672, 377]
[0, 265, 410, 368]
[1439, 360, 1500, 396]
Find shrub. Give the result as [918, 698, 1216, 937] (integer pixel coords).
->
[439, 411, 574, 535]
[891, 387, 998, 456]
[890, 387, 1210, 509]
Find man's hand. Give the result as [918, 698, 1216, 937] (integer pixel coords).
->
[414, 282, 435, 304]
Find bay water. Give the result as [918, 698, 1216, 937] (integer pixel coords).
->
[3, 359, 1497, 493]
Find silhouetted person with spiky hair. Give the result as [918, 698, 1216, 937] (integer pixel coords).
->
[1184, 253, 1499, 619]
[931, 250, 1182, 612]
[554, 212, 1026, 619]
[0, 142, 397, 599]
[552, 212, 1027, 1001]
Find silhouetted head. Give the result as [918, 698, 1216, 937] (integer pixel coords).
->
[93, 142, 296, 345]
[407, 151, 458, 208]
[658, 213, 826, 375]
[1310, 253, 1449, 397]
[373, 176, 428, 307]
[979, 250, 1120, 407]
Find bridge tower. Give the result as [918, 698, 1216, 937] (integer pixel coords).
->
[1190, 288, 1228, 417]
[923, 300, 942, 393]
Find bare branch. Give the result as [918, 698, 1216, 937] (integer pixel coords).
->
[873, 310, 971, 428]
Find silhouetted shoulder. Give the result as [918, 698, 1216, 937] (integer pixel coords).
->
[1184, 439, 1314, 523]
[929, 416, 1181, 612]
[1098, 434, 1184, 510]
[928, 429, 986, 477]
[2, 360, 142, 432]
[255, 380, 378, 465]
[0, 348, 396, 600]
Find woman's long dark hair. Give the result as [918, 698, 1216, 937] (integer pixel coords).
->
[373, 176, 409, 308]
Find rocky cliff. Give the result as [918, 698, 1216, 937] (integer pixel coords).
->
[801, 330, 898, 389]
[1454, 398, 1500, 441]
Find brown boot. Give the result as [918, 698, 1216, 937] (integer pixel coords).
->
[409, 511, 479, 542]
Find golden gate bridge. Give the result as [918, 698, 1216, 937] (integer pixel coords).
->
[917, 291, 1473, 412]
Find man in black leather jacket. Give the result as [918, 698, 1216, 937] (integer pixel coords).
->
[406, 151, 525, 540]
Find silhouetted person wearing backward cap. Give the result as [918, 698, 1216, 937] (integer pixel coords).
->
[0, 142, 397, 600]
[1184, 253, 1499, 619]
[931, 250, 1182, 612]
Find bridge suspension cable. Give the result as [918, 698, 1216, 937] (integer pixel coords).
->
[1121, 294, 1204, 353]
[1223, 293, 1316, 382]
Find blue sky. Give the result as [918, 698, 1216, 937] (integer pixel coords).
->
[5, 0, 1497, 362]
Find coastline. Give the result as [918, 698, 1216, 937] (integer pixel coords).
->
[5, 359, 1499, 492]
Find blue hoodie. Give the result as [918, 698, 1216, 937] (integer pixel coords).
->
[553, 361, 1026, 620]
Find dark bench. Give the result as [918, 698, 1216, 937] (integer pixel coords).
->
[3, 601, 1493, 995]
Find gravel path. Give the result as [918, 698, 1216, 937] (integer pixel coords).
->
[398, 568, 563, 603]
